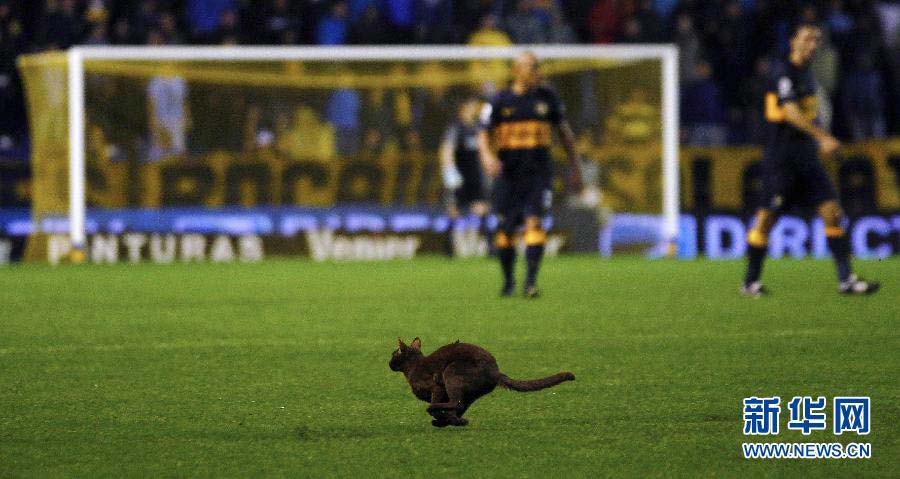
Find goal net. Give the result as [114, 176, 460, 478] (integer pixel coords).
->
[18, 45, 678, 262]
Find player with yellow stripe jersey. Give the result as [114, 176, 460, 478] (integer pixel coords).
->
[743, 22, 879, 297]
[764, 58, 820, 147]
[478, 51, 582, 298]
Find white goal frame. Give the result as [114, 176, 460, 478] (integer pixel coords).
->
[66, 45, 679, 250]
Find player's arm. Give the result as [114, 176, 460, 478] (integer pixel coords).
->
[183, 88, 193, 131]
[547, 89, 582, 191]
[781, 101, 840, 155]
[439, 126, 456, 169]
[477, 130, 500, 177]
[147, 88, 162, 140]
[440, 126, 462, 189]
[477, 102, 501, 177]
[556, 120, 582, 191]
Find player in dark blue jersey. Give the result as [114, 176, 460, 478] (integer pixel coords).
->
[743, 23, 879, 297]
[441, 97, 490, 256]
[478, 51, 583, 298]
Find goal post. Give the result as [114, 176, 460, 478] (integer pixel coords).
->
[50, 44, 679, 258]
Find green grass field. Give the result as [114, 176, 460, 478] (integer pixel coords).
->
[1, 257, 897, 478]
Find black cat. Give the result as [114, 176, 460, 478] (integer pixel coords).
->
[389, 337, 575, 427]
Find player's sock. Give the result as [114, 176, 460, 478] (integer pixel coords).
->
[744, 227, 768, 286]
[496, 232, 515, 290]
[744, 246, 767, 285]
[524, 226, 546, 288]
[444, 226, 455, 257]
[499, 248, 516, 285]
[478, 215, 494, 256]
[825, 226, 852, 282]
[525, 245, 544, 287]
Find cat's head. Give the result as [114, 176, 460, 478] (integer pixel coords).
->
[389, 337, 422, 371]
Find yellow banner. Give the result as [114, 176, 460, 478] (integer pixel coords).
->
[12, 134, 900, 214]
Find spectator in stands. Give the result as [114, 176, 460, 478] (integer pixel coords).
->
[131, 0, 163, 44]
[712, 1, 751, 106]
[811, 29, 840, 131]
[414, 0, 456, 43]
[260, 0, 300, 44]
[506, 0, 548, 44]
[111, 17, 135, 44]
[85, 0, 109, 24]
[681, 60, 727, 145]
[826, 0, 854, 46]
[877, 3, 900, 50]
[85, 22, 110, 45]
[620, 17, 645, 44]
[652, 0, 678, 21]
[384, 0, 414, 43]
[349, 6, 390, 44]
[467, 13, 511, 95]
[41, 0, 85, 49]
[841, 54, 886, 140]
[276, 105, 335, 160]
[674, 13, 703, 82]
[212, 9, 241, 45]
[467, 14, 511, 46]
[316, 1, 349, 45]
[846, 14, 883, 69]
[326, 87, 361, 156]
[631, 0, 662, 43]
[0, 5, 25, 148]
[187, 0, 235, 42]
[147, 66, 191, 161]
[1, 1, 25, 54]
[588, 0, 623, 44]
[741, 56, 772, 143]
[548, 10, 577, 44]
[159, 11, 185, 45]
[6, 0, 900, 148]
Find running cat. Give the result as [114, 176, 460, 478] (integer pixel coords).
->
[389, 337, 575, 427]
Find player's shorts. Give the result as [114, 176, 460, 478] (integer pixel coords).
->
[444, 176, 485, 213]
[492, 173, 553, 232]
[762, 139, 837, 211]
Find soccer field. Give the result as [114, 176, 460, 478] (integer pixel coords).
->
[1, 257, 897, 477]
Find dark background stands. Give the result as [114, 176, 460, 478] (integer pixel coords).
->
[2, 0, 900, 155]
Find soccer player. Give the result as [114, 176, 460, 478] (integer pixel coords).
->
[742, 22, 879, 297]
[478, 51, 582, 298]
[441, 97, 490, 256]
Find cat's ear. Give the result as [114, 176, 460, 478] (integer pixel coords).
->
[398, 337, 406, 348]
[411, 337, 421, 350]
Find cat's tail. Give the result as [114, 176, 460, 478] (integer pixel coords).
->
[499, 372, 575, 392]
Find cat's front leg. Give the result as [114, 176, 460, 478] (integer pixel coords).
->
[428, 386, 455, 427]
[429, 383, 447, 404]
[427, 385, 450, 415]
[426, 397, 467, 426]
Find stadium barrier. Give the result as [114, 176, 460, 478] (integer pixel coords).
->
[1, 139, 898, 264]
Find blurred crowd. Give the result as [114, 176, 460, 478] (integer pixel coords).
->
[2, 0, 900, 156]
